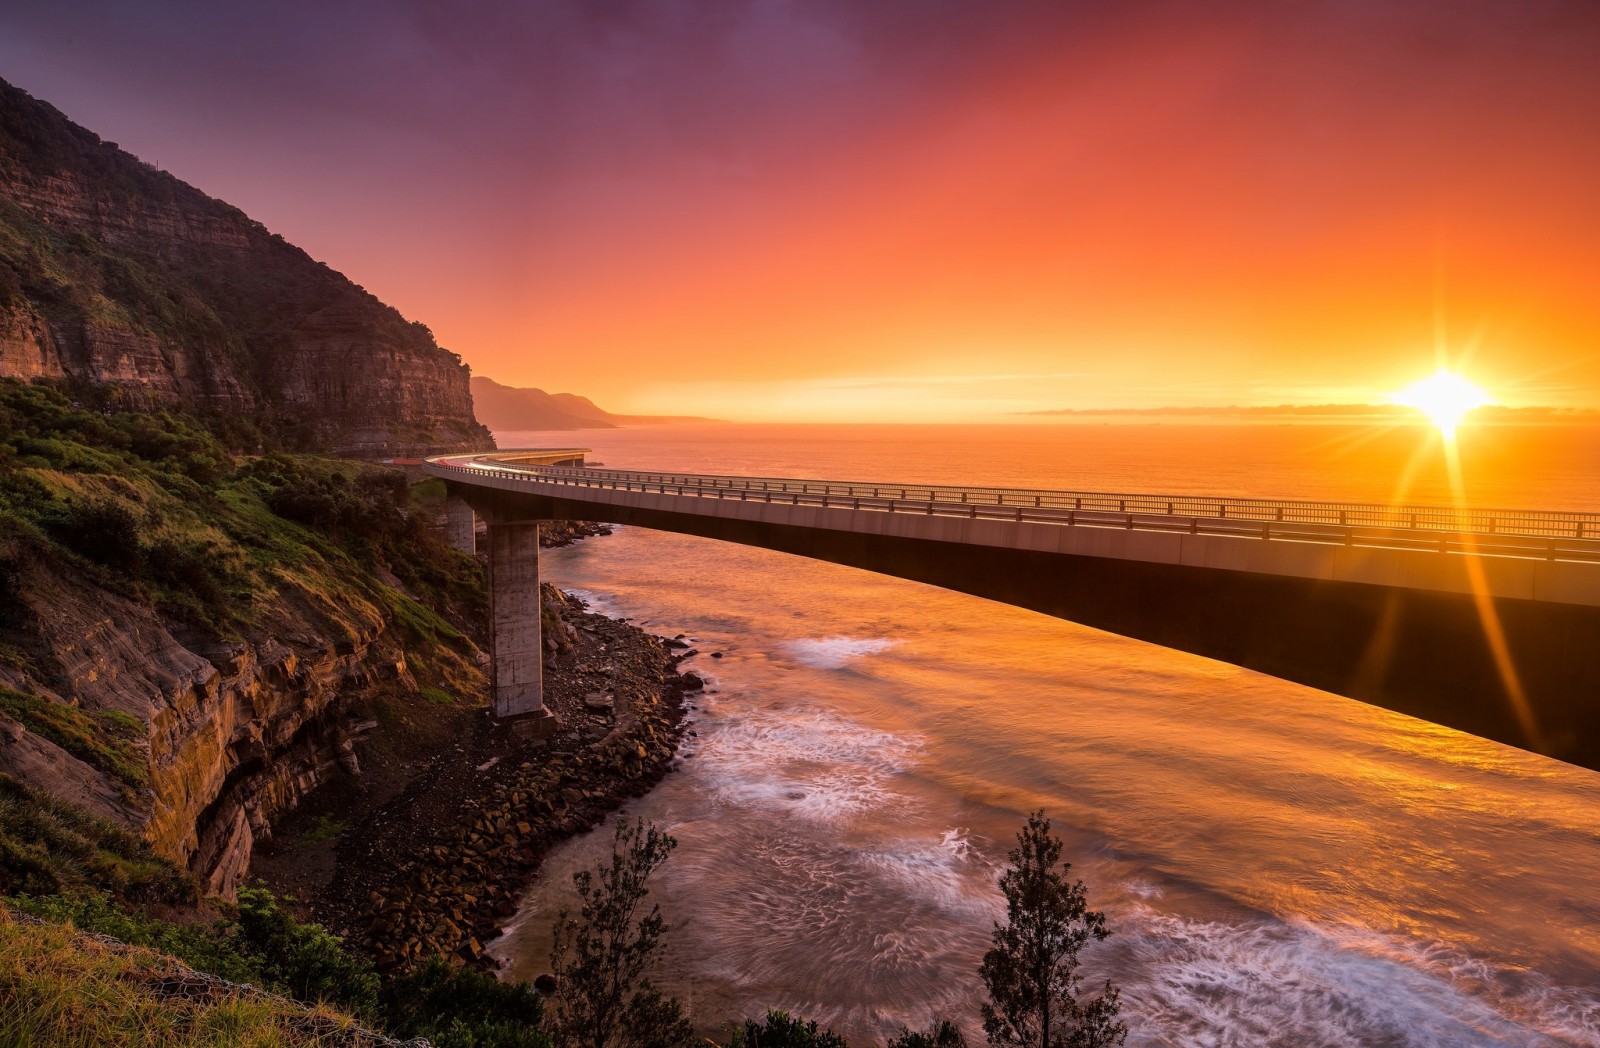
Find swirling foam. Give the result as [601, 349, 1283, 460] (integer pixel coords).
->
[697, 706, 923, 824]
[1115, 904, 1600, 1047]
[784, 636, 900, 669]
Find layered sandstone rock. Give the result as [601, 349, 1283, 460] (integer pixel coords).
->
[0, 555, 458, 898]
[0, 78, 489, 456]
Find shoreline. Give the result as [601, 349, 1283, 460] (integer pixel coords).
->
[253, 549, 693, 976]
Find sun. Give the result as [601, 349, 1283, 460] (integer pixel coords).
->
[1394, 370, 1491, 435]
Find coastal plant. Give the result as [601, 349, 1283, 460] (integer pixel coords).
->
[979, 812, 1126, 1048]
[727, 1011, 849, 1048]
[885, 1020, 969, 1048]
[380, 955, 550, 1048]
[232, 886, 380, 1013]
[547, 818, 693, 1048]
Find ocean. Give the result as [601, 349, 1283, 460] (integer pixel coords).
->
[485, 422, 1600, 1047]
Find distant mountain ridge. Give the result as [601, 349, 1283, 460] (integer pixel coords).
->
[471, 375, 716, 431]
[0, 76, 488, 455]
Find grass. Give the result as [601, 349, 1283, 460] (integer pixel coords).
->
[0, 378, 489, 698]
[0, 774, 189, 903]
[299, 816, 346, 844]
[0, 909, 367, 1047]
[0, 687, 148, 792]
[419, 687, 456, 707]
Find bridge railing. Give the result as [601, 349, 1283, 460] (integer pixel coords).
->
[426, 456, 1600, 562]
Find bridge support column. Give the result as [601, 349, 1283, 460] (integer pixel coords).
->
[446, 495, 477, 554]
[486, 520, 556, 734]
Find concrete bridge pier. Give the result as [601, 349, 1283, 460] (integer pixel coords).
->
[446, 495, 478, 554]
[484, 518, 557, 736]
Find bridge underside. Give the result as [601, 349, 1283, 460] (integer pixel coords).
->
[457, 483, 1600, 772]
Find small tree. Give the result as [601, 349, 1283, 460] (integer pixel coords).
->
[886, 1019, 969, 1048]
[548, 819, 693, 1048]
[979, 812, 1125, 1048]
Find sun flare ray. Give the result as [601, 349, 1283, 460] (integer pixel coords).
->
[1393, 370, 1491, 437]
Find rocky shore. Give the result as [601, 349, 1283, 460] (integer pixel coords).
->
[253, 581, 692, 976]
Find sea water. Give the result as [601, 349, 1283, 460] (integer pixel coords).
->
[488, 423, 1600, 1047]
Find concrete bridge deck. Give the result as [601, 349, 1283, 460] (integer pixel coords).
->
[427, 450, 1600, 771]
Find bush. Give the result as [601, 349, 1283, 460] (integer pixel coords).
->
[46, 496, 144, 570]
[729, 1012, 849, 1048]
[886, 1021, 968, 1048]
[381, 956, 550, 1048]
[548, 819, 693, 1048]
[145, 534, 224, 607]
[233, 886, 380, 1013]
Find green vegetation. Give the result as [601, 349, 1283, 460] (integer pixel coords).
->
[0, 686, 148, 792]
[0, 774, 191, 903]
[730, 1012, 850, 1048]
[0, 377, 485, 670]
[0, 912, 370, 1048]
[0, 75, 473, 454]
[979, 813, 1125, 1048]
[298, 816, 347, 844]
[725, 1014, 967, 1048]
[548, 819, 692, 1048]
[1, 807, 1124, 1046]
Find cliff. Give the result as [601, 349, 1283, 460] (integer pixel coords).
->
[0, 381, 489, 895]
[0, 77, 489, 456]
[470, 376, 617, 431]
[471, 374, 717, 433]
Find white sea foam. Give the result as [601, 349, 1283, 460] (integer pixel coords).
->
[557, 586, 620, 617]
[854, 828, 1004, 916]
[784, 636, 900, 669]
[696, 706, 922, 824]
[1116, 904, 1600, 1047]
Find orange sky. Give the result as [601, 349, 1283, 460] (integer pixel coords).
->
[5, 1, 1599, 420]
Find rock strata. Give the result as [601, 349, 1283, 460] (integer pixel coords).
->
[0, 77, 489, 456]
[255, 589, 691, 975]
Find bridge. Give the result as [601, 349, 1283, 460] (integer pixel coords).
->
[425, 450, 1600, 772]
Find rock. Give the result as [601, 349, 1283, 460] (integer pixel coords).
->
[710, 651, 724, 658]
[534, 973, 558, 995]
[681, 672, 706, 692]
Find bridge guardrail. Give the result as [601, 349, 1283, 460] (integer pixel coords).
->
[427, 455, 1600, 564]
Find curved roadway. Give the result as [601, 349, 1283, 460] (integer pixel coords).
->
[427, 450, 1600, 770]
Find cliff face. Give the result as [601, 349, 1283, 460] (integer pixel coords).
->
[0, 557, 423, 896]
[0, 385, 494, 896]
[471, 374, 718, 433]
[470, 375, 619, 432]
[0, 78, 489, 456]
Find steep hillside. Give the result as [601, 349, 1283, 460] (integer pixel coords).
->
[0, 379, 489, 895]
[470, 376, 617, 431]
[0, 77, 490, 456]
[472, 374, 716, 432]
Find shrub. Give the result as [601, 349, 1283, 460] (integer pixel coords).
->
[233, 886, 380, 1013]
[728, 1012, 849, 1048]
[381, 955, 550, 1048]
[145, 534, 224, 607]
[548, 819, 693, 1048]
[887, 1021, 968, 1048]
[46, 496, 144, 570]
